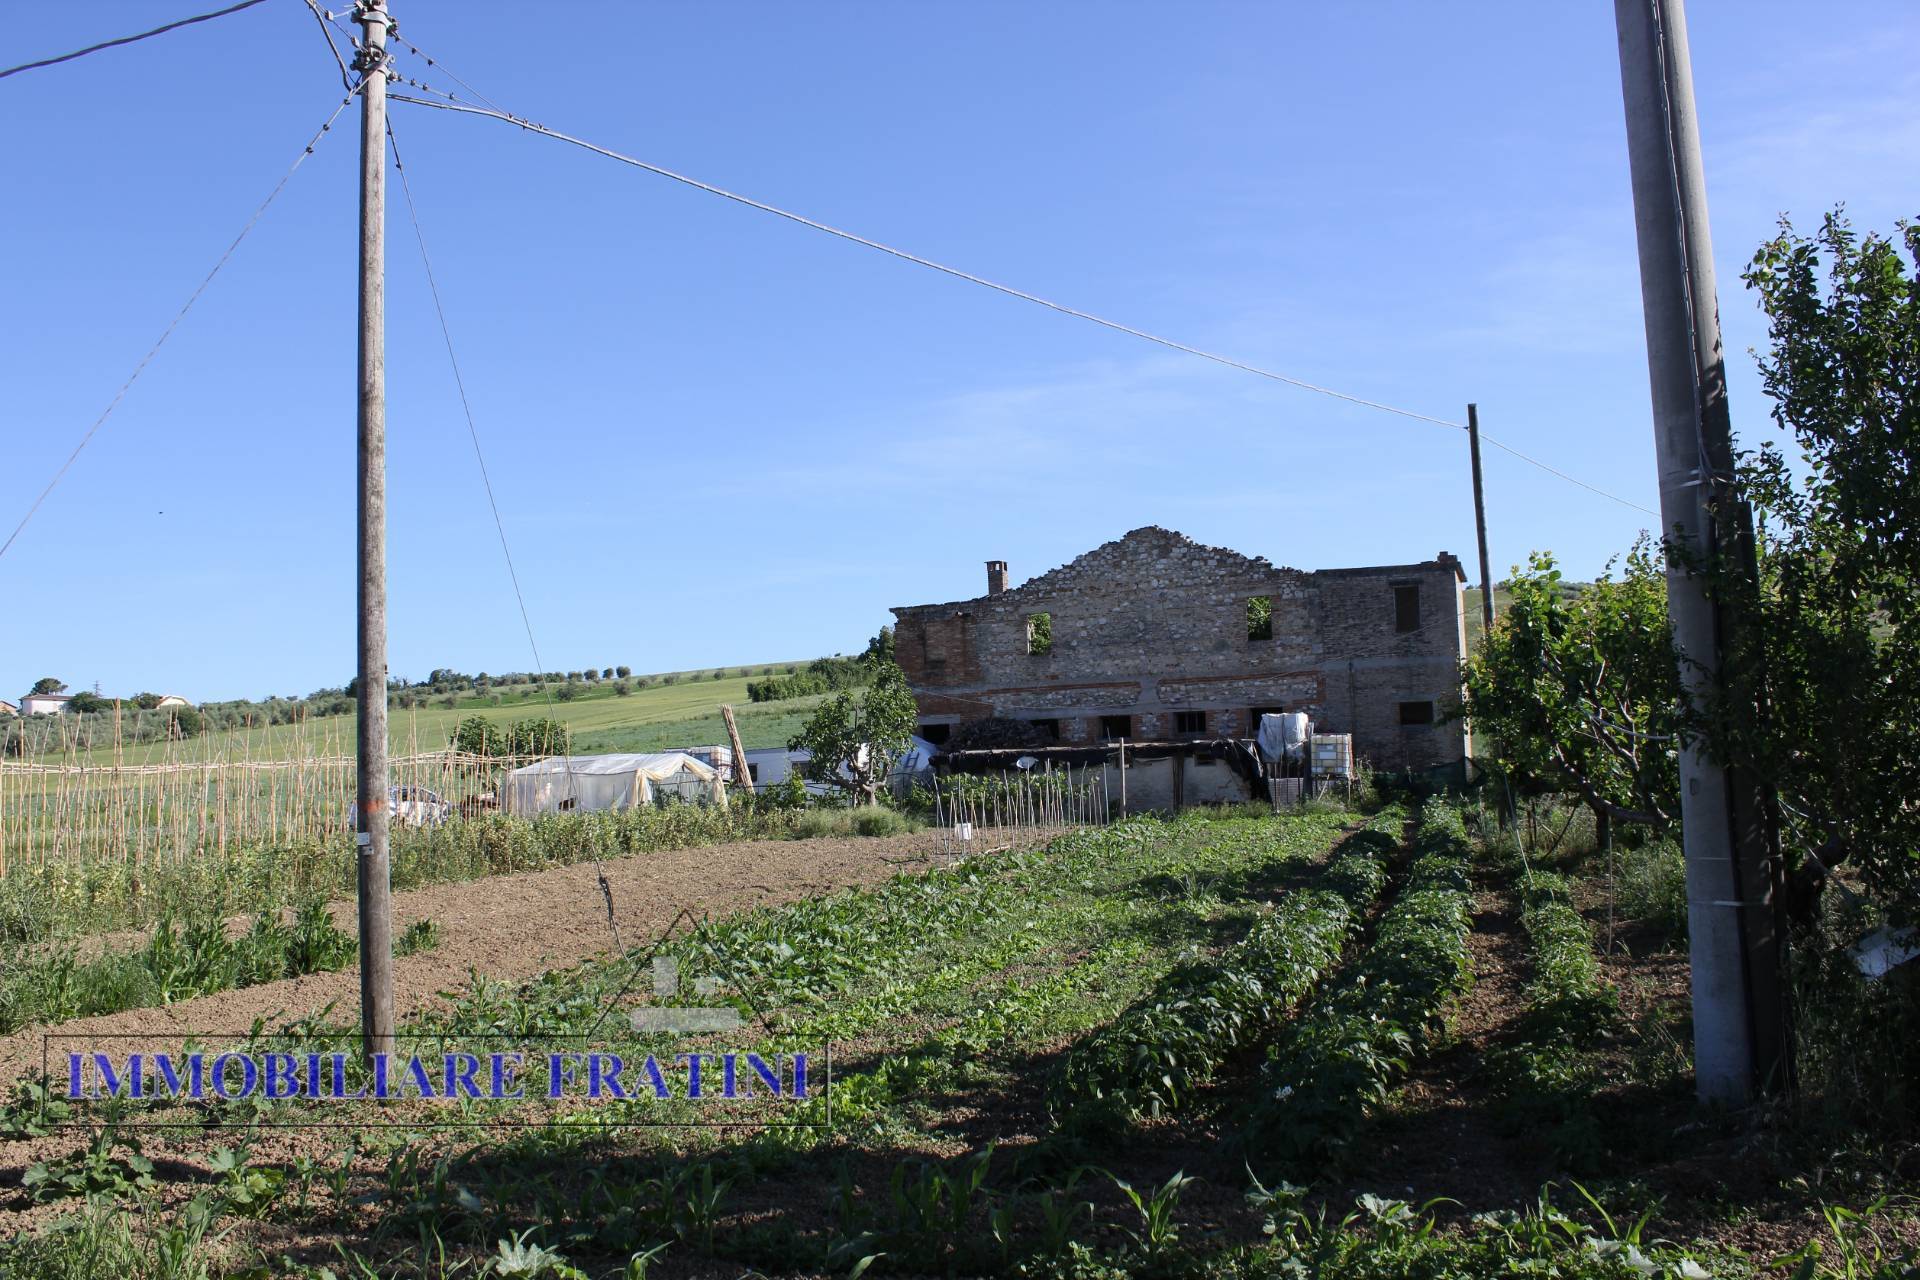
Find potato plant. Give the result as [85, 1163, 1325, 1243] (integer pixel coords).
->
[1240, 804, 1475, 1171]
[1048, 807, 1405, 1130]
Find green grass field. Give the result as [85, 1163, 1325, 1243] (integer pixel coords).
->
[31, 665, 827, 765]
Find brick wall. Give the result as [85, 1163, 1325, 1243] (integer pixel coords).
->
[892, 527, 1469, 774]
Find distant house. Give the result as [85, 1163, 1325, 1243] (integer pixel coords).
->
[0, 699, 17, 717]
[152, 694, 191, 709]
[20, 692, 71, 716]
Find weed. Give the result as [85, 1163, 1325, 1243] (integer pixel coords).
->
[852, 807, 915, 838]
[1777, 1199, 1920, 1279]
[1109, 1169, 1195, 1264]
[0, 1190, 227, 1280]
[397, 916, 444, 956]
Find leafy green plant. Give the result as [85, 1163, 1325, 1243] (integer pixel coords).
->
[671, 1161, 732, 1252]
[206, 1144, 287, 1217]
[286, 898, 357, 974]
[1243, 1182, 1718, 1280]
[24, 1127, 159, 1202]
[486, 1228, 587, 1278]
[0, 1073, 73, 1137]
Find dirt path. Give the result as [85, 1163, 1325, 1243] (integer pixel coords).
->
[0, 829, 1023, 1088]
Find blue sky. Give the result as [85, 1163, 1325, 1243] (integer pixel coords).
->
[3, 2, 1915, 703]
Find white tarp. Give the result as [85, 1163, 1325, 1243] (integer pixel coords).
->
[504, 752, 724, 815]
[1257, 713, 1312, 762]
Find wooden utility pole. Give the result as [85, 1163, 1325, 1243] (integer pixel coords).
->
[353, 0, 395, 1064]
[1466, 404, 1495, 640]
[719, 705, 752, 792]
[1615, 0, 1784, 1103]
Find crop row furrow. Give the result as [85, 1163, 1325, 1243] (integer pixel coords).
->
[1047, 806, 1407, 1132]
[1240, 803, 1474, 1172]
[1485, 865, 1620, 1161]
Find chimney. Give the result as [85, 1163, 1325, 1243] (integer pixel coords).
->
[986, 560, 1009, 595]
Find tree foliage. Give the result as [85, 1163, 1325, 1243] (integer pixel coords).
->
[1725, 211, 1920, 907]
[747, 628, 897, 703]
[788, 660, 919, 806]
[1460, 543, 1682, 828]
[28, 678, 65, 697]
[452, 716, 569, 759]
[1463, 212, 1919, 914]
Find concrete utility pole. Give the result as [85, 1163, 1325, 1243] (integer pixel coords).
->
[1614, 0, 1785, 1104]
[353, 0, 395, 1064]
[1466, 404, 1495, 640]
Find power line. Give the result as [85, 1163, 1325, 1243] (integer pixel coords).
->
[387, 86, 1659, 518]
[0, 88, 362, 565]
[387, 121, 632, 1010]
[386, 92, 1466, 432]
[1479, 436, 1659, 517]
[389, 31, 503, 114]
[0, 0, 272, 80]
[300, 0, 352, 90]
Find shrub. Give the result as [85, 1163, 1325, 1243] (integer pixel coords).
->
[852, 808, 914, 838]
[1784, 887, 1920, 1133]
[790, 811, 841, 840]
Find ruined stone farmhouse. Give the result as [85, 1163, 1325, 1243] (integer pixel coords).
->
[890, 527, 1470, 778]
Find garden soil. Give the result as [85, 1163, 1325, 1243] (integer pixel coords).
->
[0, 828, 1050, 1089]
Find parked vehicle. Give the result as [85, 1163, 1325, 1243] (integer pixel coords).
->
[344, 785, 452, 830]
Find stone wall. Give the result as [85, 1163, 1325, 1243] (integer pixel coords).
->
[892, 526, 1469, 775]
